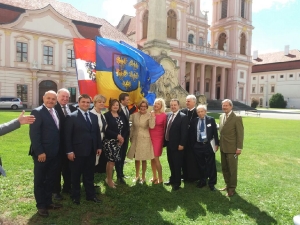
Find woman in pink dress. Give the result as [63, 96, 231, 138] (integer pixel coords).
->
[149, 98, 167, 184]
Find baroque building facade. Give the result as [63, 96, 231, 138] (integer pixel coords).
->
[118, 0, 254, 104]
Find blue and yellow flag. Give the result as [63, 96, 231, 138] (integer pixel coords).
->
[95, 37, 151, 106]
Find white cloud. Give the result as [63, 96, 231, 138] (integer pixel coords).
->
[252, 0, 295, 13]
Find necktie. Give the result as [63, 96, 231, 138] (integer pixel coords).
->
[85, 112, 92, 130]
[125, 107, 129, 119]
[165, 113, 175, 141]
[49, 108, 59, 129]
[224, 114, 229, 124]
[100, 114, 106, 132]
[199, 119, 204, 141]
[62, 106, 68, 116]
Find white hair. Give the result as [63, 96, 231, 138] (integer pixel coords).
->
[196, 104, 207, 111]
[186, 94, 196, 102]
[222, 99, 233, 107]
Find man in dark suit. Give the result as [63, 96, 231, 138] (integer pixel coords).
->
[180, 94, 199, 182]
[190, 104, 219, 191]
[219, 99, 244, 197]
[53, 88, 76, 200]
[29, 90, 62, 217]
[65, 94, 102, 205]
[164, 99, 189, 191]
[116, 93, 136, 184]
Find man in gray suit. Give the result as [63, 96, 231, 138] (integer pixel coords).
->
[0, 110, 35, 136]
[219, 99, 244, 197]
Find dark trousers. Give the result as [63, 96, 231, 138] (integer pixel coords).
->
[193, 142, 217, 187]
[182, 141, 201, 181]
[167, 147, 184, 188]
[53, 153, 71, 193]
[33, 156, 58, 209]
[69, 151, 96, 200]
[115, 135, 129, 178]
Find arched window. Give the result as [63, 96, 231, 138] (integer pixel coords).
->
[167, 10, 177, 39]
[240, 33, 246, 55]
[221, 0, 228, 19]
[218, 33, 227, 50]
[241, 0, 245, 18]
[190, 2, 194, 15]
[142, 10, 149, 39]
[199, 37, 204, 46]
[39, 80, 57, 105]
[188, 34, 194, 44]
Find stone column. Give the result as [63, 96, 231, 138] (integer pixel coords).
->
[200, 64, 205, 94]
[211, 66, 216, 99]
[31, 70, 38, 108]
[220, 67, 226, 100]
[189, 62, 195, 94]
[4, 30, 11, 67]
[180, 60, 186, 89]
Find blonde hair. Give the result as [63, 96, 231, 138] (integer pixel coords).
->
[138, 99, 149, 109]
[154, 98, 166, 113]
[93, 94, 106, 104]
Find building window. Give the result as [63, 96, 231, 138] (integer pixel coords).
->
[199, 37, 204, 46]
[205, 82, 209, 92]
[261, 76, 264, 80]
[252, 86, 255, 93]
[240, 72, 244, 79]
[221, 0, 228, 19]
[271, 86, 275, 93]
[16, 42, 28, 62]
[260, 86, 264, 93]
[197, 81, 200, 91]
[142, 10, 148, 39]
[43, 46, 53, 65]
[68, 87, 77, 102]
[289, 74, 293, 78]
[167, 10, 177, 39]
[253, 77, 256, 80]
[271, 75, 275, 79]
[218, 33, 227, 50]
[240, 33, 246, 55]
[280, 75, 284, 78]
[67, 49, 75, 67]
[189, 2, 194, 15]
[17, 84, 28, 102]
[188, 34, 194, 44]
[217, 75, 221, 82]
[259, 98, 263, 106]
[241, 0, 245, 18]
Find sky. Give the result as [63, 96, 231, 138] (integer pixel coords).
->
[60, 0, 300, 54]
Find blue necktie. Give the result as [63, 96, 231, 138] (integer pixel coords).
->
[85, 112, 92, 130]
[199, 119, 204, 141]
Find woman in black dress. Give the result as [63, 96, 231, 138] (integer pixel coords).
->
[103, 99, 126, 188]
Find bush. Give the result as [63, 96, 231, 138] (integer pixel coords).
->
[269, 93, 286, 108]
[251, 98, 259, 108]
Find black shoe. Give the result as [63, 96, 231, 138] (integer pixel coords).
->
[117, 177, 126, 184]
[87, 197, 102, 203]
[37, 208, 49, 217]
[47, 203, 63, 210]
[196, 182, 207, 188]
[164, 181, 172, 186]
[209, 186, 217, 191]
[172, 186, 181, 191]
[72, 199, 80, 205]
[53, 193, 63, 201]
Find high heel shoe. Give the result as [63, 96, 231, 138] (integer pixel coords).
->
[105, 178, 116, 189]
[139, 179, 146, 184]
[132, 177, 140, 183]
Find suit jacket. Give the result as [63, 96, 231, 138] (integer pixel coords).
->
[165, 112, 189, 151]
[64, 110, 102, 157]
[29, 105, 60, 158]
[189, 115, 220, 150]
[54, 103, 76, 152]
[181, 108, 198, 126]
[0, 119, 20, 136]
[104, 111, 126, 140]
[219, 112, 244, 153]
[119, 105, 136, 137]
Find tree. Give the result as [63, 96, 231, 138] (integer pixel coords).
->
[269, 93, 287, 108]
[251, 98, 259, 108]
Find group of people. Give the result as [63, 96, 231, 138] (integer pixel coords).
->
[0, 88, 244, 218]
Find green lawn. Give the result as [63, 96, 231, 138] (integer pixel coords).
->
[0, 111, 299, 225]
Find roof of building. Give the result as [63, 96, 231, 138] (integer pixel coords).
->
[0, 0, 136, 46]
[252, 49, 300, 65]
[118, 15, 136, 36]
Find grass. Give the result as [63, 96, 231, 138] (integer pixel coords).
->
[0, 111, 299, 224]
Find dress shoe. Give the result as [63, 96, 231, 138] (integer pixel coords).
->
[219, 186, 228, 191]
[47, 203, 63, 210]
[164, 181, 173, 186]
[226, 191, 235, 197]
[37, 208, 49, 217]
[117, 177, 126, 184]
[171, 186, 181, 191]
[53, 193, 63, 201]
[87, 197, 102, 203]
[209, 186, 217, 191]
[72, 199, 80, 205]
[196, 182, 207, 188]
